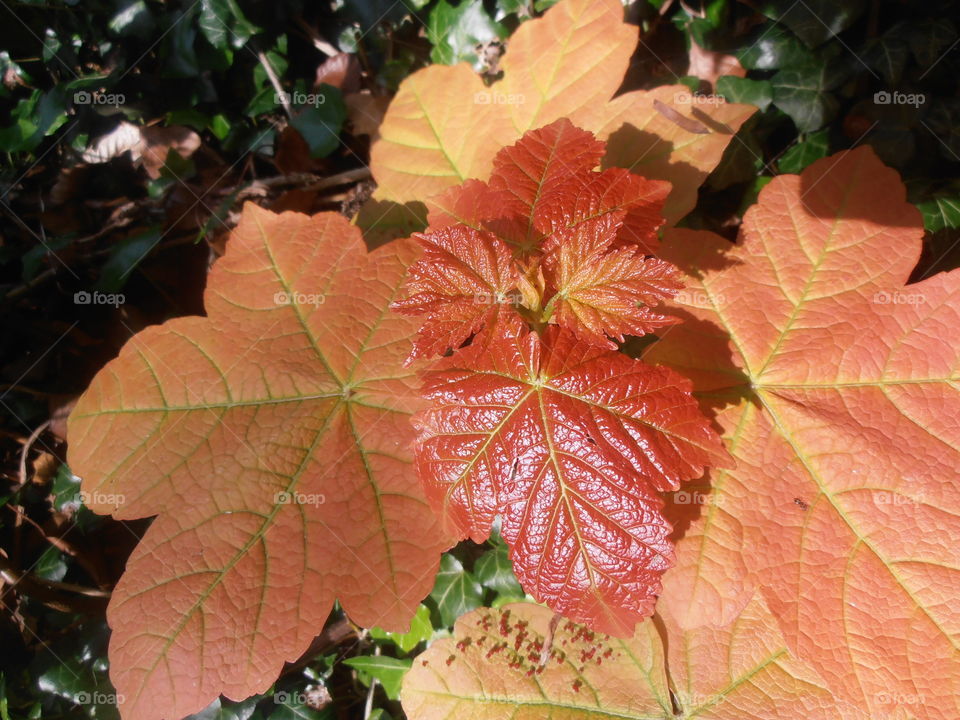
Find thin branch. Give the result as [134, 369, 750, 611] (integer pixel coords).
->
[258, 50, 292, 119]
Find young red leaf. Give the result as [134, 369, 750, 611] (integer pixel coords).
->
[462, 118, 672, 253]
[402, 122, 681, 357]
[391, 224, 522, 361]
[542, 215, 682, 348]
[426, 178, 515, 231]
[67, 205, 449, 720]
[413, 319, 729, 636]
[550, 167, 673, 254]
[487, 119, 605, 234]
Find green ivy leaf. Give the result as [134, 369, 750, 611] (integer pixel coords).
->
[108, 1, 155, 39]
[0, 51, 30, 97]
[161, 9, 201, 78]
[907, 18, 958, 70]
[777, 128, 829, 173]
[369, 605, 433, 654]
[924, 99, 960, 163]
[288, 84, 347, 158]
[51, 465, 81, 513]
[753, 0, 866, 47]
[715, 75, 773, 111]
[916, 191, 960, 233]
[267, 692, 333, 720]
[98, 227, 162, 292]
[0, 673, 9, 720]
[183, 696, 259, 720]
[495, 0, 531, 20]
[343, 657, 412, 701]
[474, 543, 523, 598]
[771, 58, 845, 132]
[34, 622, 118, 720]
[737, 23, 813, 69]
[862, 32, 909, 86]
[20, 237, 71, 283]
[429, 554, 483, 627]
[199, 0, 260, 51]
[707, 120, 763, 191]
[428, 0, 506, 69]
[34, 545, 68, 582]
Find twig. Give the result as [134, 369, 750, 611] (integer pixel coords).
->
[0, 553, 110, 615]
[284, 617, 357, 675]
[0, 384, 58, 398]
[258, 50, 292, 119]
[11, 420, 51, 569]
[362, 645, 381, 720]
[295, 18, 340, 57]
[5, 267, 57, 300]
[18, 420, 51, 490]
[220, 168, 372, 201]
[1, 505, 109, 588]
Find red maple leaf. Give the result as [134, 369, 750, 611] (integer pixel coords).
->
[396, 118, 679, 354]
[541, 214, 683, 348]
[398, 120, 729, 633]
[391, 224, 521, 361]
[414, 319, 728, 635]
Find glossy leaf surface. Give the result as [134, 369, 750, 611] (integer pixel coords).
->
[414, 320, 728, 635]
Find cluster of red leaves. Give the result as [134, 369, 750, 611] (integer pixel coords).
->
[393, 119, 682, 360]
[392, 119, 730, 635]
